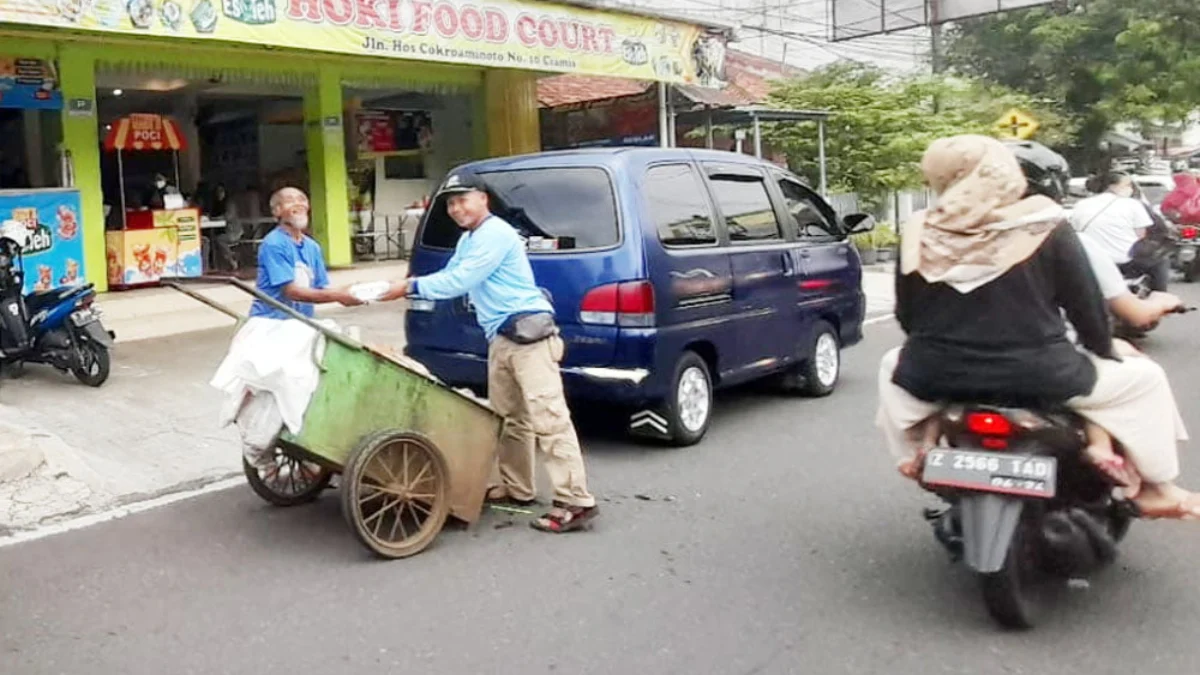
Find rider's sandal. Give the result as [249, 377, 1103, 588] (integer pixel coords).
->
[1136, 493, 1200, 521]
[531, 502, 598, 533]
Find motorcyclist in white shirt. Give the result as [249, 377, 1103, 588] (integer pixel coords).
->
[1070, 172, 1170, 291]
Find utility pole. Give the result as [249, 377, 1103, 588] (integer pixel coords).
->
[929, 1, 943, 113]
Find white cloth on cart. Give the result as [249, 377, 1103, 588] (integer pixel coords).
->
[211, 317, 341, 452]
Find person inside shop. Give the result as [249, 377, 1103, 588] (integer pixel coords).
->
[379, 171, 599, 533]
[249, 186, 363, 318]
[211, 183, 245, 272]
[140, 172, 179, 210]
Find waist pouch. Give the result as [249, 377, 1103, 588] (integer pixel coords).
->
[498, 312, 558, 344]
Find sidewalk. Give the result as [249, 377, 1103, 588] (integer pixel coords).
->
[98, 260, 409, 343]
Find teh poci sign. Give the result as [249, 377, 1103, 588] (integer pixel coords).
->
[286, 0, 618, 54]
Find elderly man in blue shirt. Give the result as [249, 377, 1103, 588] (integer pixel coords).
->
[384, 171, 598, 533]
[250, 187, 363, 317]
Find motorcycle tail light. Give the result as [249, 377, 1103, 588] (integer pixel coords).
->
[1181, 226, 1198, 240]
[966, 412, 1012, 437]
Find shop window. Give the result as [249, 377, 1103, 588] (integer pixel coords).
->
[420, 167, 619, 252]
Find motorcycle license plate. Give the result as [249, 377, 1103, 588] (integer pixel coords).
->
[922, 449, 1057, 499]
[70, 309, 96, 327]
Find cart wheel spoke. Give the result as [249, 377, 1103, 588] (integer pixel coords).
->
[401, 444, 412, 487]
[394, 501, 410, 541]
[370, 453, 397, 484]
[408, 499, 432, 518]
[406, 493, 436, 501]
[408, 461, 431, 491]
[363, 496, 400, 528]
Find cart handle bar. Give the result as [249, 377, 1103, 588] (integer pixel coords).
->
[162, 278, 363, 351]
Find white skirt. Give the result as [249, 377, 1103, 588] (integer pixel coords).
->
[876, 345, 1188, 484]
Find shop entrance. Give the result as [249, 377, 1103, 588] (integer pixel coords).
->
[343, 86, 477, 262]
[94, 68, 307, 287]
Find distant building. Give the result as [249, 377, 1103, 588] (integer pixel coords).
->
[537, 49, 804, 162]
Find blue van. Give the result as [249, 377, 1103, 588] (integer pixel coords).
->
[405, 148, 874, 445]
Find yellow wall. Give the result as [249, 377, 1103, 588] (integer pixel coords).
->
[483, 70, 541, 157]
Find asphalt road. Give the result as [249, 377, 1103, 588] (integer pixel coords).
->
[4, 291, 1200, 674]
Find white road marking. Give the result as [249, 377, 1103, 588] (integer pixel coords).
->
[864, 313, 895, 326]
[0, 476, 243, 549]
[0, 309, 901, 547]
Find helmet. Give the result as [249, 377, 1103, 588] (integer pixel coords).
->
[1004, 140, 1070, 203]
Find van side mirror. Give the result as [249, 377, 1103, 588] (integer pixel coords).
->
[844, 213, 875, 234]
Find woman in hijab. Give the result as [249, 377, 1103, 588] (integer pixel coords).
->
[877, 134, 1199, 520]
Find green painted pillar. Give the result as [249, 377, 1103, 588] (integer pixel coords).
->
[303, 65, 351, 267]
[58, 45, 107, 292]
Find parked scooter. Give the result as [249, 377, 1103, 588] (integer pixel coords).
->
[0, 220, 114, 386]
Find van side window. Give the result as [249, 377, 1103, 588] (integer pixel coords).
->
[645, 164, 718, 247]
[778, 177, 838, 239]
[708, 176, 783, 243]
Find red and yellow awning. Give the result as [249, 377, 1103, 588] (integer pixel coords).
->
[104, 114, 187, 152]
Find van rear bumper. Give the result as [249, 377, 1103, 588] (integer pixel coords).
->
[405, 345, 654, 405]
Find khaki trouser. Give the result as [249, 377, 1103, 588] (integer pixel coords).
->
[488, 334, 595, 508]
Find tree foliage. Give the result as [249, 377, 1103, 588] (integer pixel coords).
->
[945, 0, 1200, 168]
[763, 63, 1070, 201]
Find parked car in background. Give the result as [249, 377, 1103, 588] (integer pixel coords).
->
[405, 148, 873, 445]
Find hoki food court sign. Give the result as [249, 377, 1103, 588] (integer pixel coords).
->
[0, 0, 728, 86]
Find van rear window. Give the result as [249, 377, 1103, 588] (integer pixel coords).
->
[419, 167, 619, 252]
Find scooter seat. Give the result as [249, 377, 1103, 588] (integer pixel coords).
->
[24, 286, 86, 312]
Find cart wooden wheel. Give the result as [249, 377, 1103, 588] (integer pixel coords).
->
[341, 430, 450, 559]
[243, 446, 333, 507]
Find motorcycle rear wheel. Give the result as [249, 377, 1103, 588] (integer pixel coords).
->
[71, 341, 110, 387]
[980, 522, 1043, 630]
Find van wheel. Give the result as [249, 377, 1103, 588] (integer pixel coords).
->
[631, 352, 713, 447]
[778, 321, 840, 397]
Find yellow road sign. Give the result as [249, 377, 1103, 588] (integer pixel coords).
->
[994, 109, 1040, 140]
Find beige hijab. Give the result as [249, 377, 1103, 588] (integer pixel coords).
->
[900, 134, 1064, 293]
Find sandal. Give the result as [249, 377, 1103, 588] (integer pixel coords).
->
[531, 502, 598, 533]
[1134, 492, 1200, 521]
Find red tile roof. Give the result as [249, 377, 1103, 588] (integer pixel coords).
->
[537, 48, 805, 110]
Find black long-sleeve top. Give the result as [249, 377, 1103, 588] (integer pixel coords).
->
[893, 222, 1115, 404]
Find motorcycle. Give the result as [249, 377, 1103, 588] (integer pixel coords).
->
[918, 404, 1137, 629]
[1171, 223, 1200, 282]
[0, 220, 115, 386]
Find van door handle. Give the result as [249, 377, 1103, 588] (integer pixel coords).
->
[781, 251, 796, 276]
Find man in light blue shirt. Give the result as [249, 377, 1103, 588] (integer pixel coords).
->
[385, 170, 597, 533]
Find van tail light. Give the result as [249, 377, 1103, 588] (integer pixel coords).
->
[580, 280, 655, 327]
[966, 411, 1011, 449]
[1181, 226, 1199, 240]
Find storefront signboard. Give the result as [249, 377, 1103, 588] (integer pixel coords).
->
[0, 0, 727, 86]
[0, 189, 86, 293]
[0, 57, 63, 110]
